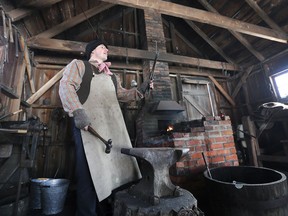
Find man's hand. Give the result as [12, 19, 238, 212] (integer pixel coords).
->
[149, 80, 154, 89]
[72, 109, 91, 129]
[138, 80, 154, 94]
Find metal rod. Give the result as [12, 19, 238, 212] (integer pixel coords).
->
[202, 152, 212, 179]
[207, 83, 215, 116]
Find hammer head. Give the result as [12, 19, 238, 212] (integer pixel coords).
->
[105, 139, 112, 154]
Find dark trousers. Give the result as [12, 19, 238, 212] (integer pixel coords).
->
[71, 118, 98, 216]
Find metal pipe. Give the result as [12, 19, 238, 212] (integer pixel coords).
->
[207, 83, 215, 116]
[202, 152, 212, 179]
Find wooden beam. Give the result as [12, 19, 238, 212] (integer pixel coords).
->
[232, 66, 254, 98]
[25, 58, 230, 106]
[197, 0, 265, 61]
[185, 20, 236, 64]
[261, 48, 288, 64]
[163, 19, 204, 58]
[33, 55, 228, 78]
[242, 116, 261, 167]
[36, 62, 143, 71]
[27, 37, 86, 54]
[26, 37, 240, 71]
[6, 0, 65, 22]
[19, 35, 36, 93]
[17, 0, 62, 8]
[169, 66, 228, 79]
[6, 8, 33, 22]
[208, 75, 236, 107]
[101, 0, 288, 43]
[33, 55, 143, 70]
[9, 55, 26, 121]
[26, 67, 65, 105]
[34, 2, 114, 38]
[245, 0, 285, 33]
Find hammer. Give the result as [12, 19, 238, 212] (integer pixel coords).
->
[87, 126, 112, 154]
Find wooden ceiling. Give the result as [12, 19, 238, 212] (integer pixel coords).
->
[2, 0, 288, 73]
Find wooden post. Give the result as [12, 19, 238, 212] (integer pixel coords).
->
[242, 116, 262, 167]
[9, 54, 26, 120]
[19, 35, 36, 93]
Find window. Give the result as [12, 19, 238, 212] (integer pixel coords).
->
[270, 69, 288, 102]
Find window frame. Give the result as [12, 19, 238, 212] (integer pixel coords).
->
[269, 68, 288, 103]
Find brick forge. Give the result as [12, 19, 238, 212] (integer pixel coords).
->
[138, 8, 239, 174]
[142, 116, 239, 177]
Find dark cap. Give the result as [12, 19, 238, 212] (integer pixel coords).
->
[85, 39, 108, 60]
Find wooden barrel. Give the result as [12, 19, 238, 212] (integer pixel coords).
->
[204, 166, 288, 216]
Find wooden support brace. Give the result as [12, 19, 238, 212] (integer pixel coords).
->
[9, 55, 26, 120]
[208, 75, 236, 107]
[19, 35, 36, 93]
[26, 67, 65, 105]
[232, 66, 254, 98]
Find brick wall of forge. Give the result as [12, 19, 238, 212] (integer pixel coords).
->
[142, 116, 239, 175]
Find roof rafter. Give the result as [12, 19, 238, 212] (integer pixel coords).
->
[162, 19, 205, 58]
[245, 0, 285, 33]
[185, 20, 237, 65]
[33, 2, 114, 38]
[16, 0, 62, 8]
[7, 0, 63, 22]
[100, 0, 288, 43]
[197, 0, 265, 62]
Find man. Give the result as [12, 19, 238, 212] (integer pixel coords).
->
[59, 39, 152, 216]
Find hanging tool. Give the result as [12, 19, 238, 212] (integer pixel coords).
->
[0, 109, 23, 121]
[149, 51, 159, 81]
[144, 50, 159, 96]
[87, 126, 112, 154]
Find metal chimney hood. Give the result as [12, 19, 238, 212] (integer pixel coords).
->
[152, 100, 185, 114]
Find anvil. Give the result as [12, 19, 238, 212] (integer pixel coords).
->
[121, 147, 189, 205]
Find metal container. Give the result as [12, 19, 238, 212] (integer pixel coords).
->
[40, 179, 70, 215]
[204, 166, 288, 216]
[30, 178, 51, 209]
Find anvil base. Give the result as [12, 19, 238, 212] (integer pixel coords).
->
[113, 188, 199, 216]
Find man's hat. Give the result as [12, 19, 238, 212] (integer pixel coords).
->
[85, 39, 108, 60]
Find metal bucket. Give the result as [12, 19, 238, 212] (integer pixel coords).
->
[30, 178, 51, 209]
[40, 179, 70, 215]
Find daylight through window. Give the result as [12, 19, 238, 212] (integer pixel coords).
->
[270, 69, 288, 102]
